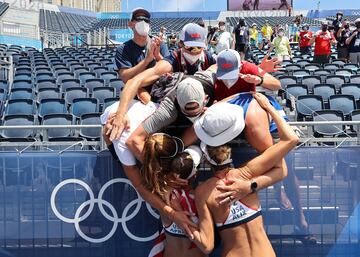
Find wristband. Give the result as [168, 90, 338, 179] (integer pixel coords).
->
[256, 76, 264, 87]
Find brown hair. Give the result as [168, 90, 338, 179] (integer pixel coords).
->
[171, 152, 194, 180]
[142, 134, 178, 195]
[206, 144, 232, 170]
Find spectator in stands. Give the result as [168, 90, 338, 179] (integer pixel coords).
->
[337, 19, 351, 61]
[249, 23, 258, 47]
[278, 0, 290, 10]
[168, 31, 178, 51]
[159, 26, 167, 42]
[258, 37, 271, 51]
[261, 20, 273, 41]
[272, 27, 292, 62]
[211, 21, 233, 54]
[298, 24, 313, 55]
[232, 17, 250, 60]
[242, 0, 252, 10]
[332, 11, 344, 36]
[114, 8, 169, 83]
[208, 26, 219, 54]
[346, 18, 360, 65]
[310, 21, 337, 64]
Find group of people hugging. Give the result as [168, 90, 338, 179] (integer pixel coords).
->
[101, 19, 299, 257]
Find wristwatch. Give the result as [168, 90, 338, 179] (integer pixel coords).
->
[250, 179, 258, 194]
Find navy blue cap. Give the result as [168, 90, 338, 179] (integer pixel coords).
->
[216, 49, 241, 80]
[180, 23, 207, 48]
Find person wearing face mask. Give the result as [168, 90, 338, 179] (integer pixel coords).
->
[232, 17, 250, 60]
[310, 21, 337, 64]
[346, 18, 360, 65]
[114, 7, 169, 83]
[249, 23, 258, 47]
[332, 11, 344, 36]
[337, 19, 351, 61]
[271, 27, 292, 62]
[298, 24, 313, 55]
[212, 21, 233, 54]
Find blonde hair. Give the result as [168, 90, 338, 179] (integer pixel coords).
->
[206, 144, 232, 169]
[142, 134, 178, 195]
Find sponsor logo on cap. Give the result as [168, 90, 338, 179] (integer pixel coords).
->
[189, 33, 201, 39]
[221, 63, 233, 69]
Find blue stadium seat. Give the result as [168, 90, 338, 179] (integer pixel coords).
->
[108, 79, 124, 96]
[325, 75, 346, 92]
[313, 110, 345, 137]
[36, 72, 54, 82]
[313, 84, 336, 103]
[9, 88, 33, 100]
[37, 87, 61, 102]
[92, 87, 115, 104]
[0, 115, 35, 139]
[57, 72, 74, 84]
[64, 87, 89, 104]
[84, 78, 104, 92]
[5, 99, 35, 116]
[14, 73, 32, 81]
[100, 72, 118, 85]
[71, 98, 98, 117]
[70, 63, 85, 72]
[284, 84, 307, 109]
[292, 69, 311, 78]
[301, 76, 322, 93]
[324, 63, 339, 74]
[296, 95, 324, 121]
[341, 83, 360, 100]
[343, 63, 359, 71]
[79, 113, 101, 140]
[313, 69, 332, 81]
[37, 79, 57, 90]
[350, 75, 360, 84]
[103, 98, 119, 111]
[16, 67, 31, 75]
[93, 67, 109, 78]
[279, 75, 298, 89]
[61, 79, 81, 92]
[335, 69, 353, 78]
[12, 79, 32, 90]
[42, 113, 74, 140]
[332, 60, 346, 67]
[0, 80, 9, 91]
[350, 110, 360, 133]
[38, 99, 67, 119]
[329, 95, 356, 118]
[285, 64, 302, 73]
[74, 67, 90, 78]
[0, 88, 6, 101]
[79, 72, 96, 84]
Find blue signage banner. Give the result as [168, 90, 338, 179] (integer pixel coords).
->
[109, 29, 134, 43]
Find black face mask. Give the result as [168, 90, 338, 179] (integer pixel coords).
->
[239, 21, 245, 26]
[322, 26, 328, 32]
[356, 23, 360, 29]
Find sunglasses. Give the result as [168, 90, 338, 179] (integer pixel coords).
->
[184, 46, 203, 53]
[152, 133, 184, 159]
[134, 16, 150, 23]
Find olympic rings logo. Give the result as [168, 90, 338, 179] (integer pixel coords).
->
[50, 178, 160, 243]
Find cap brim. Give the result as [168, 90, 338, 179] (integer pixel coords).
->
[183, 41, 206, 48]
[132, 8, 151, 19]
[193, 104, 245, 147]
[216, 68, 239, 80]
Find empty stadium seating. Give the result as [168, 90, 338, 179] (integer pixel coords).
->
[227, 16, 321, 28]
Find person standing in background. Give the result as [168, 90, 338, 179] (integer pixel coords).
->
[272, 27, 292, 62]
[232, 17, 250, 60]
[212, 21, 233, 54]
[337, 19, 351, 61]
[261, 20, 273, 41]
[346, 18, 360, 65]
[298, 24, 313, 55]
[310, 21, 337, 64]
[249, 23, 259, 47]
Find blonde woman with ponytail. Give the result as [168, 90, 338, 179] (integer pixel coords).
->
[142, 133, 206, 257]
[191, 92, 299, 257]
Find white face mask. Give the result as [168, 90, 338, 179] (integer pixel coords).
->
[135, 21, 150, 36]
[186, 113, 202, 123]
[183, 52, 202, 65]
[222, 78, 238, 89]
[278, 32, 284, 37]
[219, 25, 226, 31]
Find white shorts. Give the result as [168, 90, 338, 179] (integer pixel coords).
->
[101, 100, 158, 166]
